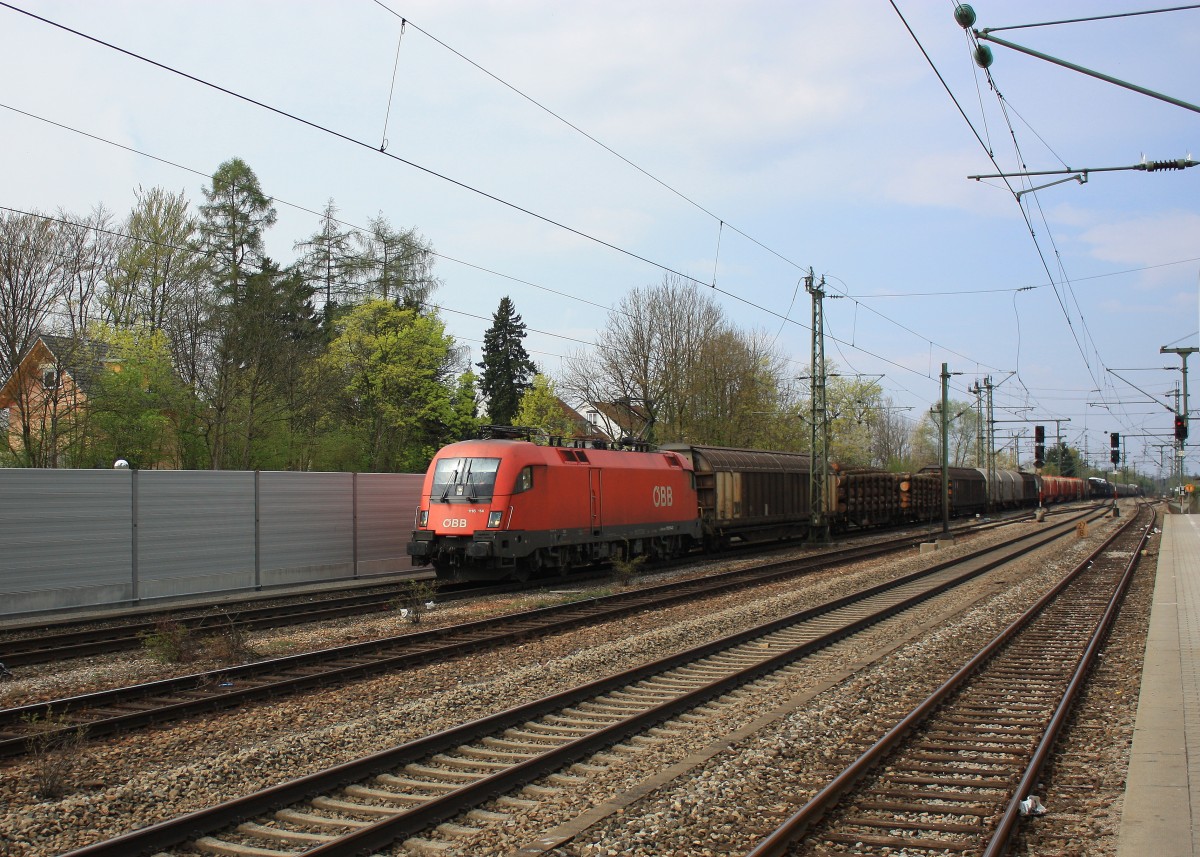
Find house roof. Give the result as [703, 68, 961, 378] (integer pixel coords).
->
[0, 333, 113, 405]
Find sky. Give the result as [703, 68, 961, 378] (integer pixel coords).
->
[1, 1, 1197, 483]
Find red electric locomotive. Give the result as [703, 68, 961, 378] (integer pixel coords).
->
[406, 437, 702, 580]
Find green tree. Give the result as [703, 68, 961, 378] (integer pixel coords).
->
[477, 296, 537, 426]
[825, 375, 886, 468]
[197, 158, 276, 303]
[515, 374, 576, 441]
[104, 186, 210, 402]
[683, 328, 788, 448]
[79, 325, 194, 469]
[220, 259, 321, 470]
[1044, 442, 1080, 476]
[447, 370, 481, 442]
[104, 187, 204, 330]
[196, 158, 277, 468]
[320, 300, 464, 471]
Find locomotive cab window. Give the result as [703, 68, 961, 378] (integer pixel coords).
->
[513, 465, 534, 494]
[431, 457, 501, 502]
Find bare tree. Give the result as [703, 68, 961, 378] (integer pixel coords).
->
[0, 211, 68, 380]
[561, 274, 798, 447]
[294, 199, 357, 316]
[562, 274, 723, 443]
[869, 395, 914, 470]
[911, 398, 977, 467]
[58, 205, 119, 337]
[352, 214, 440, 308]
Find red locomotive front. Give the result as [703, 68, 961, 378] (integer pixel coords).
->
[406, 438, 702, 580]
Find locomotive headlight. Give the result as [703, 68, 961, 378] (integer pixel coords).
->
[418, 509, 428, 527]
[487, 510, 503, 528]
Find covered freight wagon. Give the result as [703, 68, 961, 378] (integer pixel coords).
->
[664, 445, 829, 547]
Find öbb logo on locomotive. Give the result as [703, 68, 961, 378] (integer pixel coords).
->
[652, 485, 674, 507]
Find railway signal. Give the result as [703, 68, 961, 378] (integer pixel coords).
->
[1176, 414, 1188, 441]
[1034, 425, 1045, 468]
[1110, 432, 1120, 465]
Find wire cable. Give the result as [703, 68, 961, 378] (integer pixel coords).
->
[371, 1, 815, 276]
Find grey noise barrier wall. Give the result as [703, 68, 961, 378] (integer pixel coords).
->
[0, 469, 424, 619]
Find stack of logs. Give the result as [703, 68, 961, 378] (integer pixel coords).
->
[837, 470, 940, 526]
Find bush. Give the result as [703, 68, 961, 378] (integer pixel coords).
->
[610, 553, 647, 587]
[141, 618, 200, 663]
[203, 610, 253, 664]
[398, 579, 439, 624]
[23, 709, 87, 798]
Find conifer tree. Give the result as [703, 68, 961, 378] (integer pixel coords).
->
[477, 296, 536, 426]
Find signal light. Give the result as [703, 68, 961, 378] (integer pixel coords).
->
[1110, 432, 1120, 465]
[1177, 415, 1189, 441]
[1034, 425, 1045, 468]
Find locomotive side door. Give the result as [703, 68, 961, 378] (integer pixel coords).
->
[589, 467, 603, 535]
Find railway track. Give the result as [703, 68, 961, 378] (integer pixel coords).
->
[747, 502, 1153, 856]
[0, 577, 503, 668]
[55, 506, 1113, 856]
[0, 520, 1055, 759]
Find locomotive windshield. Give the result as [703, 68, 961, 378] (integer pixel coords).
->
[430, 457, 502, 502]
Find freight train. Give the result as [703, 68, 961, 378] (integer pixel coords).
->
[406, 435, 1094, 581]
[1087, 477, 1145, 499]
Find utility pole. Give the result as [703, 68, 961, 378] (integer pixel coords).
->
[1162, 345, 1197, 512]
[968, 380, 984, 467]
[984, 376, 996, 510]
[941, 363, 951, 534]
[808, 270, 831, 542]
[1050, 418, 1071, 473]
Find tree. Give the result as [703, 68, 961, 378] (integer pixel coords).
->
[911, 398, 977, 467]
[105, 186, 207, 329]
[353, 215, 440, 309]
[447, 370, 481, 442]
[683, 327, 789, 448]
[515, 374, 576, 441]
[77, 325, 193, 469]
[0, 210, 70, 383]
[319, 300, 465, 471]
[0, 210, 111, 466]
[295, 199, 357, 328]
[58, 205, 119, 336]
[195, 158, 278, 468]
[562, 274, 724, 444]
[562, 274, 795, 448]
[1044, 442, 1080, 477]
[218, 259, 321, 470]
[868, 396, 914, 470]
[825, 375, 886, 468]
[197, 158, 276, 304]
[477, 296, 537, 426]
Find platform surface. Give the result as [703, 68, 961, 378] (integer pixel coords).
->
[1118, 513, 1200, 856]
